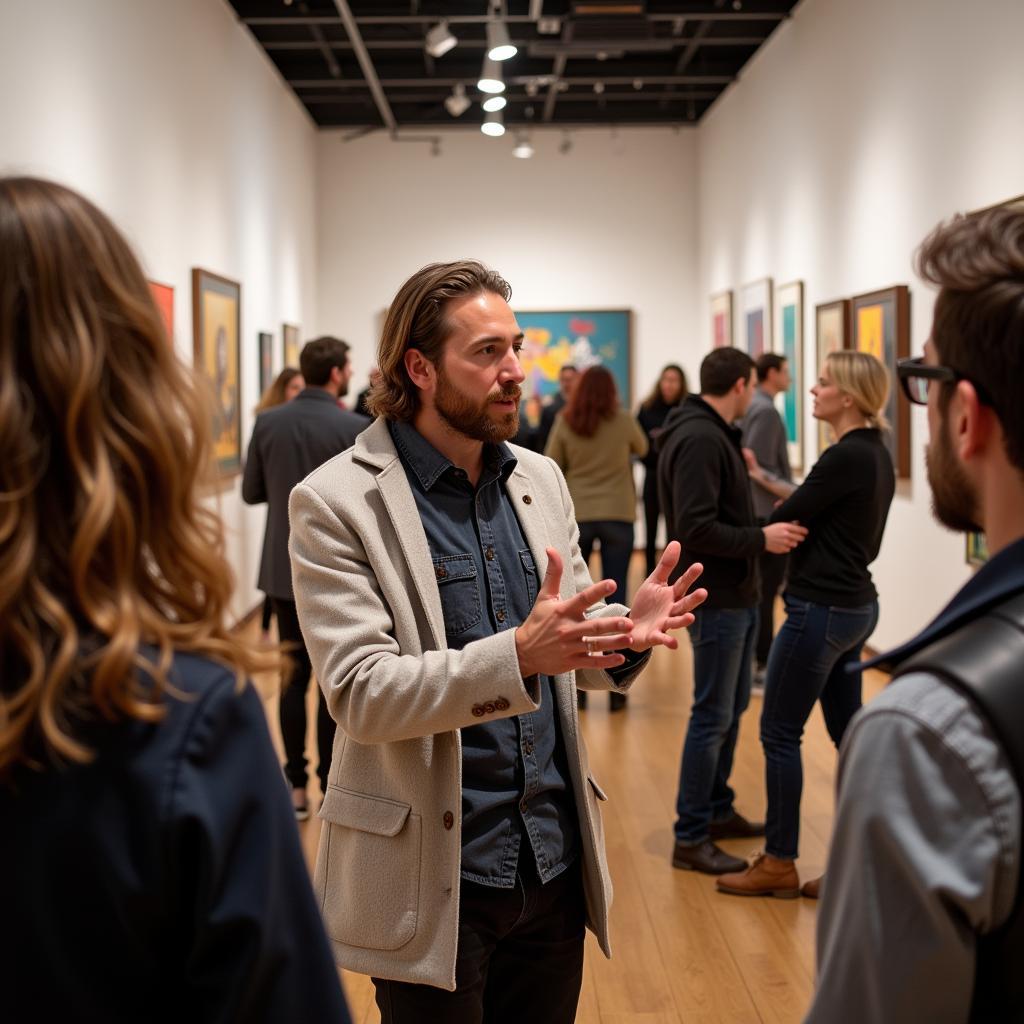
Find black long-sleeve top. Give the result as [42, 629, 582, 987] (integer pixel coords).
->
[769, 427, 895, 607]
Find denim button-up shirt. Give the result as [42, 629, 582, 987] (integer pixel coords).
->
[390, 421, 579, 888]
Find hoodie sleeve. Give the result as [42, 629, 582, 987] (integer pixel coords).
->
[665, 433, 765, 558]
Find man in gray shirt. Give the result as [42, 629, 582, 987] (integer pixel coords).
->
[806, 207, 1024, 1021]
[741, 353, 793, 683]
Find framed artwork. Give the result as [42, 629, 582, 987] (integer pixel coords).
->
[710, 290, 733, 349]
[148, 281, 174, 341]
[283, 323, 301, 367]
[814, 298, 851, 455]
[851, 285, 911, 478]
[740, 278, 772, 358]
[513, 309, 632, 406]
[774, 280, 804, 473]
[192, 268, 242, 478]
[258, 331, 274, 395]
[966, 531, 989, 567]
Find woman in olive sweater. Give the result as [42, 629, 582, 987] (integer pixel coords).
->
[546, 366, 648, 710]
[717, 351, 895, 898]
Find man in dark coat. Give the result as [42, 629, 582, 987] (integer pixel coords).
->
[242, 336, 369, 817]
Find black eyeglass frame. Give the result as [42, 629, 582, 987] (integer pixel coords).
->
[896, 356, 991, 407]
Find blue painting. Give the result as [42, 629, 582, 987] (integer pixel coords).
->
[513, 309, 632, 405]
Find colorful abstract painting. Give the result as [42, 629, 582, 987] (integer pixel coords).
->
[710, 290, 733, 349]
[741, 278, 773, 358]
[814, 299, 851, 455]
[513, 309, 632, 406]
[775, 281, 804, 473]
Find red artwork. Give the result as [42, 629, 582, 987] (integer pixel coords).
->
[149, 281, 174, 341]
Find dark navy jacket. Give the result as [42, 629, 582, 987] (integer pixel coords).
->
[0, 651, 351, 1023]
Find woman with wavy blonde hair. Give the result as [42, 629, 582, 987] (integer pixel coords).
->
[0, 177, 350, 1021]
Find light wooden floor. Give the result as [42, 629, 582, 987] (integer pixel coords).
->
[251, 557, 887, 1024]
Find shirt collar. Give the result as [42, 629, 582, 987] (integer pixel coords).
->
[861, 535, 1024, 672]
[389, 420, 518, 492]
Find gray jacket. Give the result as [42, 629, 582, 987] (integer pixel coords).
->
[242, 389, 368, 599]
[741, 387, 791, 520]
[288, 417, 646, 989]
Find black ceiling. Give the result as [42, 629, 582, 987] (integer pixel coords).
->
[227, 1, 799, 134]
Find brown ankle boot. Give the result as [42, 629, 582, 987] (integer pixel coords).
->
[716, 852, 800, 898]
[801, 874, 823, 899]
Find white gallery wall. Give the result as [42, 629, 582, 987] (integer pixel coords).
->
[315, 127, 699, 404]
[0, 0, 319, 620]
[696, 0, 1024, 649]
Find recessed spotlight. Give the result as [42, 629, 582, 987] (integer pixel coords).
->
[482, 94, 507, 113]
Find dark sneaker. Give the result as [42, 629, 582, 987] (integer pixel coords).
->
[708, 811, 766, 840]
[577, 690, 588, 710]
[608, 691, 628, 712]
[672, 839, 747, 875]
[292, 787, 310, 822]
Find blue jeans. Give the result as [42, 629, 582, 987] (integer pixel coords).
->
[674, 606, 758, 843]
[760, 594, 879, 860]
[578, 520, 635, 605]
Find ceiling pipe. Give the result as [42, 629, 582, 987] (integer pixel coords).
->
[329, 0, 397, 135]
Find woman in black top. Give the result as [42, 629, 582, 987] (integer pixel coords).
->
[0, 178, 351, 1022]
[637, 364, 688, 573]
[717, 351, 895, 899]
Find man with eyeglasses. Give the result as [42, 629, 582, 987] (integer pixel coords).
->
[806, 206, 1024, 1022]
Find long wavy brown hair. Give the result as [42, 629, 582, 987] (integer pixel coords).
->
[0, 177, 275, 775]
[562, 365, 619, 438]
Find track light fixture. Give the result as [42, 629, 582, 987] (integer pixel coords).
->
[481, 109, 505, 137]
[512, 133, 534, 159]
[558, 131, 573, 155]
[482, 94, 507, 113]
[425, 21, 457, 59]
[486, 19, 517, 61]
[444, 82, 471, 117]
[477, 57, 505, 94]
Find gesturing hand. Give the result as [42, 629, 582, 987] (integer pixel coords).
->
[626, 541, 707, 652]
[514, 548, 635, 678]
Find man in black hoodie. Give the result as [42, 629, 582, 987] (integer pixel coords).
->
[659, 347, 807, 874]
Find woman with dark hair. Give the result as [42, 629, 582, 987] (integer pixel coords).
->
[253, 365, 304, 639]
[0, 177, 350, 1022]
[546, 366, 648, 710]
[638, 364, 688, 574]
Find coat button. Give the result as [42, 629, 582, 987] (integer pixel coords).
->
[435, 566, 448, 579]
[519, 798, 528, 812]
[471, 704, 485, 717]
[495, 697, 510, 711]
[523, 741, 534, 755]
[443, 811, 454, 830]
[522, 494, 532, 504]
[485, 546, 495, 560]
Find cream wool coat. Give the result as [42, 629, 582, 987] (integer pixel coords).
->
[288, 416, 647, 990]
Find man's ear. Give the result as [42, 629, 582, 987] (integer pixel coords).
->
[404, 347, 435, 392]
[954, 379, 995, 461]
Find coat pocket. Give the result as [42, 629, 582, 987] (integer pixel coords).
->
[318, 787, 421, 951]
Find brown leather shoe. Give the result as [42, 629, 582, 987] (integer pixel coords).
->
[708, 811, 766, 840]
[672, 839, 747, 875]
[801, 875, 823, 899]
[716, 852, 800, 898]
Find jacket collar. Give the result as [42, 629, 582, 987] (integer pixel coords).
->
[294, 387, 340, 405]
[862, 535, 1024, 672]
[691, 395, 744, 445]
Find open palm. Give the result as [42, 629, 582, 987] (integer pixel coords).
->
[627, 542, 707, 652]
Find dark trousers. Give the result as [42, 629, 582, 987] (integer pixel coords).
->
[755, 548, 788, 667]
[372, 858, 585, 1024]
[271, 597, 334, 793]
[578, 520, 635, 606]
[760, 594, 878, 859]
[260, 593, 273, 632]
[642, 471, 661, 575]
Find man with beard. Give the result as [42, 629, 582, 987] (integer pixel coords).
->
[806, 206, 1024, 1022]
[287, 260, 708, 1023]
[242, 336, 368, 819]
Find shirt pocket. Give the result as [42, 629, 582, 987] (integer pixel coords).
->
[432, 553, 482, 637]
[519, 548, 539, 607]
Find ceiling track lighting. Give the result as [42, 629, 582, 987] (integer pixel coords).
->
[477, 56, 505, 94]
[425, 20, 457, 59]
[481, 109, 506, 137]
[444, 82, 471, 118]
[486, 19, 517, 61]
[558, 131, 573, 155]
[482, 94, 507, 113]
[512, 133, 534, 159]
